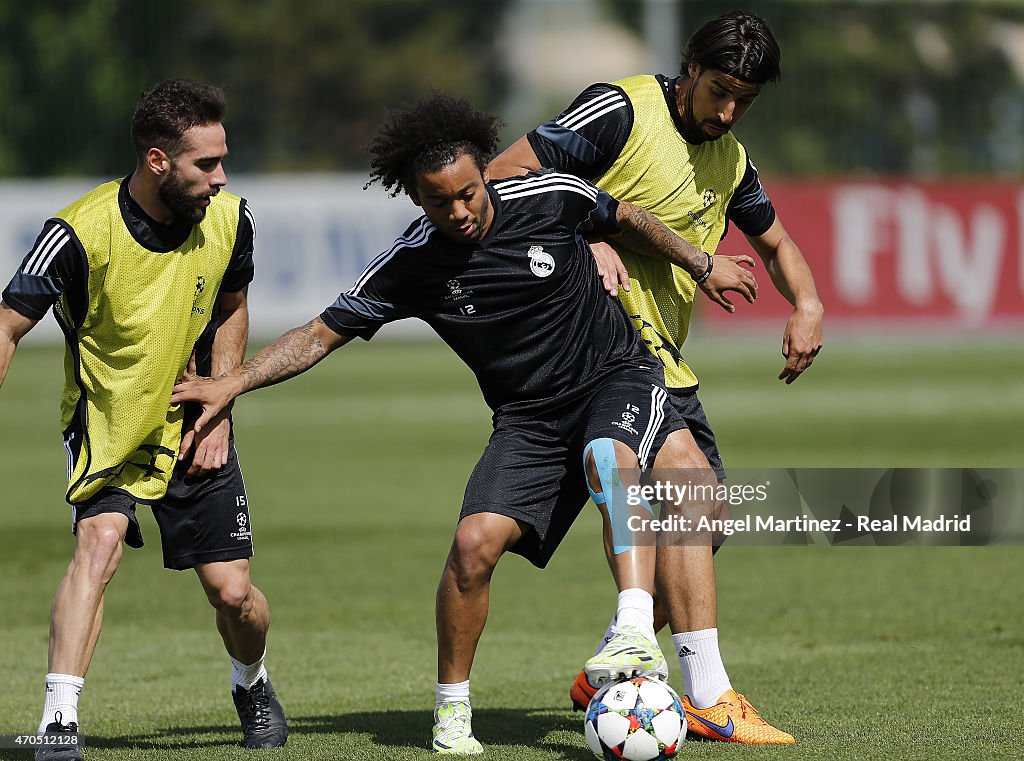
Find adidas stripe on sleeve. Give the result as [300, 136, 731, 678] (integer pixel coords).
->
[527, 83, 632, 180]
[319, 217, 434, 340]
[2, 220, 85, 321]
[490, 170, 620, 237]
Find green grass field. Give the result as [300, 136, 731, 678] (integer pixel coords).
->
[1, 337, 1021, 760]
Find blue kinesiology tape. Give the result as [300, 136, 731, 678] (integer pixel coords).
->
[583, 438, 653, 555]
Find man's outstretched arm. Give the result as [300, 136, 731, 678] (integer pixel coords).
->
[171, 316, 352, 432]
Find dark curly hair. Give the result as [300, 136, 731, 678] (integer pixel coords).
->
[365, 91, 503, 197]
[131, 79, 226, 160]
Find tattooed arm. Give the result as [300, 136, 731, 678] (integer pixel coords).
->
[611, 201, 759, 313]
[612, 202, 709, 276]
[171, 316, 352, 433]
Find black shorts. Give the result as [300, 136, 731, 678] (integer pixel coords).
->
[460, 369, 686, 568]
[667, 388, 725, 481]
[70, 444, 254, 570]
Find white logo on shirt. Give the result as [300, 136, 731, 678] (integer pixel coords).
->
[528, 246, 555, 278]
[445, 278, 474, 302]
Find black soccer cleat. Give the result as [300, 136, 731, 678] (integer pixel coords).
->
[232, 677, 288, 748]
[35, 712, 84, 761]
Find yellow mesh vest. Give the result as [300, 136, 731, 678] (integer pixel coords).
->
[597, 75, 746, 389]
[55, 180, 239, 504]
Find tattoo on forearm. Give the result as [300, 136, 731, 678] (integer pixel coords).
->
[239, 321, 326, 392]
[616, 204, 706, 275]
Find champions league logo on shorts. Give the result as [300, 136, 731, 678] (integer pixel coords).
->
[527, 245, 555, 278]
[231, 511, 251, 542]
[611, 403, 640, 436]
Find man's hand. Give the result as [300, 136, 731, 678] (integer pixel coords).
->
[178, 407, 232, 477]
[778, 302, 823, 384]
[697, 255, 758, 313]
[744, 217, 823, 383]
[171, 371, 244, 434]
[589, 240, 631, 297]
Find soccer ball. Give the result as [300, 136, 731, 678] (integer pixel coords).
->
[584, 677, 685, 761]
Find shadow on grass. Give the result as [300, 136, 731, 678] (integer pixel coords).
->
[83, 726, 240, 752]
[298, 708, 593, 759]
[78, 707, 592, 758]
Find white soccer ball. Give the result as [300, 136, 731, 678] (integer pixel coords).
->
[584, 677, 685, 761]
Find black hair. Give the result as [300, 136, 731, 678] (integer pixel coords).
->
[365, 91, 503, 197]
[130, 79, 226, 160]
[683, 10, 781, 84]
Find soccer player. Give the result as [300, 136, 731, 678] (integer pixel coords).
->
[169, 92, 756, 755]
[0, 80, 287, 759]
[488, 10, 823, 745]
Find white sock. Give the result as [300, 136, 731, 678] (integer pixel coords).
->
[230, 649, 268, 690]
[39, 673, 84, 732]
[615, 588, 656, 641]
[672, 628, 732, 709]
[592, 614, 618, 657]
[435, 679, 471, 707]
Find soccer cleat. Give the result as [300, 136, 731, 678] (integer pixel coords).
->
[583, 625, 667, 685]
[232, 677, 289, 748]
[683, 690, 795, 744]
[570, 669, 599, 712]
[35, 712, 84, 761]
[432, 701, 483, 755]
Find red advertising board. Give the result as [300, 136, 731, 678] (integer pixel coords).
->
[708, 180, 1024, 328]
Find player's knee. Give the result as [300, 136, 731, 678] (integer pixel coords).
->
[449, 523, 503, 587]
[660, 429, 712, 472]
[206, 578, 253, 613]
[74, 517, 126, 584]
[584, 438, 638, 500]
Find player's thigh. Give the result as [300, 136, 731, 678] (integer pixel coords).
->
[580, 371, 687, 473]
[667, 389, 725, 480]
[462, 416, 568, 524]
[461, 416, 584, 569]
[72, 489, 141, 553]
[155, 444, 253, 571]
[652, 427, 712, 473]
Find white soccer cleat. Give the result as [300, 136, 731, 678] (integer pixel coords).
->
[584, 624, 667, 685]
[432, 701, 484, 755]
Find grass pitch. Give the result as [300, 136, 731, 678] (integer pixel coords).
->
[0, 336, 1021, 760]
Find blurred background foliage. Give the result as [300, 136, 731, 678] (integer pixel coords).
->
[1, 0, 1022, 178]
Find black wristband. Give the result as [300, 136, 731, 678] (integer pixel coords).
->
[694, 252, 713, 284]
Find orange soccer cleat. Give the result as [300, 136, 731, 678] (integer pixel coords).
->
[683, 690, 795, 744]
[569, 669, 599, 712]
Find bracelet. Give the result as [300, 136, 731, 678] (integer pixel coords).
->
[694, 252, 713, 284]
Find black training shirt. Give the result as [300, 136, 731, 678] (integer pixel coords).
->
[321, 170, 660, 416]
